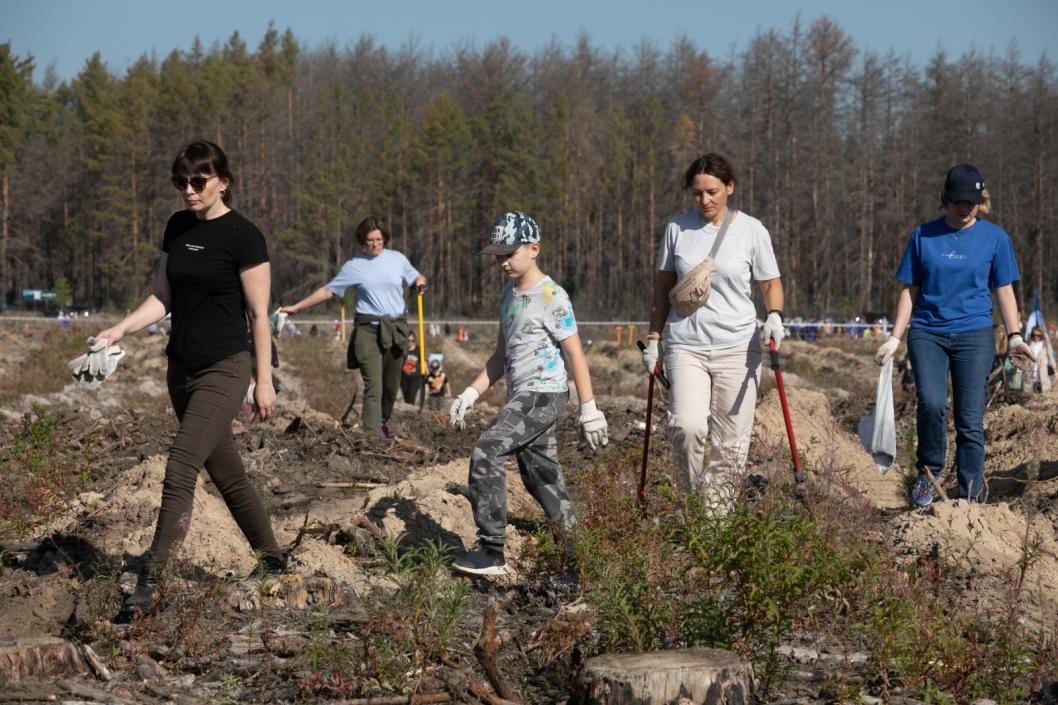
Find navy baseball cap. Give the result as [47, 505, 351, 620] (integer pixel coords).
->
[480, 211, 541, 255]
[944, 164, 985, 204]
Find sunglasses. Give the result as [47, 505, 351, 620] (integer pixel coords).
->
[171, 174, 217, 192]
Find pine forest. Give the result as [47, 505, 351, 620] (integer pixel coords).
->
[1, 17, 1056, 319]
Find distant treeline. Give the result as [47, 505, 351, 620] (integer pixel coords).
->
[0, 18, 1056, 318]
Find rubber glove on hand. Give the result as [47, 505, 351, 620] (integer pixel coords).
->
[875, 336, 900, 365]
[641, 339, 659, 375]
[578, 399, 609, 451]
[449, 387, 479, 431]
[762, 312, 785, 350]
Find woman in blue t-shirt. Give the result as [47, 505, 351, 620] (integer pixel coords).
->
[875, 164, 1034, 507]
[280, 216, 426, 437]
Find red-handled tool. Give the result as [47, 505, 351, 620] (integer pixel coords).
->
[769, 339, 804, 485]
[636, 340, 670, 509]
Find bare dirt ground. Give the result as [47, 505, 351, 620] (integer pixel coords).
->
[1, 325, 1056, 703]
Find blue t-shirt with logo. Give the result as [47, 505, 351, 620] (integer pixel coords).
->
[326, 249, 420, 318]
[895, 217, 1019, 333]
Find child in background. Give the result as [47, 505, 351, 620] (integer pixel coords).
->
[401, 333, 422, 404]
[448, 211, 608, 576]
[426, 354, 449, 410]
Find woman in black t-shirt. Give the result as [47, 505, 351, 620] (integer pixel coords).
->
[95, 141, 285, 619]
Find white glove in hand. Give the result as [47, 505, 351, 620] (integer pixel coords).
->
[69, 337, 125, 389]
[762, 312, 785, 350]
[875, 336, 900, 366]
[449, 387, 479, 431]
[68, 337, 105, 378]
[269, 308, 288, 338]
[641, 339, 659, 375]
[1008, 334, 1035, 367]
[578, 399, 609, 451]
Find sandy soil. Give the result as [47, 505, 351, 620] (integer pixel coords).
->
[2, 327, 1056, 702]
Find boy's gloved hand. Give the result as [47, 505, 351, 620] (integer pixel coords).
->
[641, 338, 659, 375]
[449, 387, 479, 431]
[762, 311, 785, 350]
[875, 336, 900, 365]
[578, 399, 609, 451]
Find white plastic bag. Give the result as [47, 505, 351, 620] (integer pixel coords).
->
[858, 358, 897, 473]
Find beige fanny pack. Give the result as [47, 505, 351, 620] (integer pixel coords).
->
[668, 209, 735, 318]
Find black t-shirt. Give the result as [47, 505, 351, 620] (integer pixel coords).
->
[162, 209, 268, 369]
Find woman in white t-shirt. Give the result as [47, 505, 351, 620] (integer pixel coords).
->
[642, 153, 785, 499]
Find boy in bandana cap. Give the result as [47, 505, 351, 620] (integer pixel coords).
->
[449, 211, 608, 576]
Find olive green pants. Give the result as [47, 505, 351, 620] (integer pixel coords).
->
[354, 322, 405, 432]
[148, 351, 282, 570]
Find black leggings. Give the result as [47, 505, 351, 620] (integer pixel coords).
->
[147, 351, 281, 569]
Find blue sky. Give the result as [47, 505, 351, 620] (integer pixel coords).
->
[2, 0, 1056, 83]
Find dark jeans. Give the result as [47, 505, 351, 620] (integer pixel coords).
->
[907, 326, 994, 500]
[148, 351, 281, 569]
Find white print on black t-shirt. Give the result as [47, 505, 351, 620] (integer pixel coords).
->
[184, 243, 205, 252]
[943, 250, 967, 261]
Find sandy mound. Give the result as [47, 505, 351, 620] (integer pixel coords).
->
[46, 454, 386, 594]
[360, 457, 544, 569]
[52, 455, 262, 573]
[890, 500, 1058, 621]
[755, 387, 907, 508]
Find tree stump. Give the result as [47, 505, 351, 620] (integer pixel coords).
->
[0, 636, 90, 683]
[572, 648, 753, 705]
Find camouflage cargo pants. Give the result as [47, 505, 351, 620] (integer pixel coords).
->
[469, 390, 575, 551]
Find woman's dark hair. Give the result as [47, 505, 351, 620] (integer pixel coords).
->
[172, 141, 234, 206]
[684, 152, 737, 189]
[355, 215, 390, 246]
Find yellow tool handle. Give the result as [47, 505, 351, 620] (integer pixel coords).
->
[417, 293, 426, 375]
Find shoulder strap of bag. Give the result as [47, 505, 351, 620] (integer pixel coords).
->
[706, 208, 736, 259]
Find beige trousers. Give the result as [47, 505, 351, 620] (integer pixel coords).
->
[665, 340, 761, 495]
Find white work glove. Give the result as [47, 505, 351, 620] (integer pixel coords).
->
[449, 387, 479, 431]
[1008, 333, 1035, 367]
[762, 311, 785, 350]
[875, 336, 900, 366]
[67, 337, 106, 377]
[269, 308, 288, 338]
[69, 337, 125, 389]
[577, 399, 609, 451]
[641, 339, 659, 375]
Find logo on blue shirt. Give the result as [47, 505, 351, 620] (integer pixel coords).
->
[942, 250, 967, 261]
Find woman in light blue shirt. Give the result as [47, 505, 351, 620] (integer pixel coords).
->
[281, 216, 426, 437]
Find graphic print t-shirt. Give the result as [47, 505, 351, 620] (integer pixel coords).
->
[500, 276, 577, 396]
[895, 217, 1019, 333]
[162, 209, 268, 369]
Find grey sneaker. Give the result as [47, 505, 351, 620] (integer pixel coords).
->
[452, 545, 508, 576]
